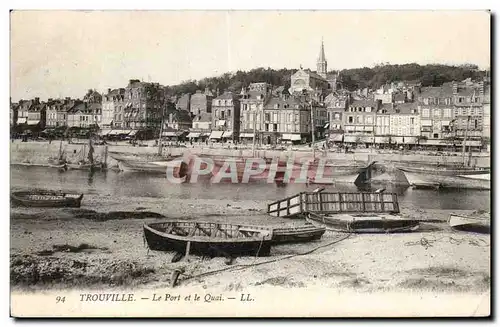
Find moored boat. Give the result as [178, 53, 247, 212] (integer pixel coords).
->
[306, 212, 420, 233]
[117, 158, 188, 177]
[397, 165, 491, 190]
[11, 190, 84, 208]
[449, 214, 490, 233]
[143, 221, 273, 257]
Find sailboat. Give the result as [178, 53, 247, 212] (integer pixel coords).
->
[396, 90, 490, 190]
[47, 140, 67, 170]
[67, 137, 102, 171]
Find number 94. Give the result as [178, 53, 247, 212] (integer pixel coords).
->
[56, 296, 66, 303]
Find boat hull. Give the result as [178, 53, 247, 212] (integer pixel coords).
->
[143, 222, 273, 257]
[11, 191, 83, 208]
[117, 159, 188, 177]
[449, 214, 490, 233]
[399, 169, 490, 190]
[306, 213, 420, 233]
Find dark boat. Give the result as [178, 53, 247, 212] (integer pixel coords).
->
[229, 224, 327, 244]
[143, 221, 273, 257]
[449, 214, 490, 234]
[11, 190, 84, 208]
[306, 212, 420, 233]
[272, 225, 326, 243]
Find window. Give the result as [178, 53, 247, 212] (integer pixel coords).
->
[221, 111, 225, 119]
[357, 116, 362, 124]
[433, 133, 439, 139]
[410, 118, 414, 124]
[443, 109, 452, 118]
[366, 116, 373, 124]
[422, 108, 430, 117]
[459, 97, 464, 103]
[273, 124, 278, 131]
[334, 113, 341, 120]
[265, 113, 271, 121]
[348, 116, 353, 123]
[228, 110, 231, 117]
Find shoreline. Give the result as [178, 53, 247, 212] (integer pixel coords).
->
[10, 194, 490, 294]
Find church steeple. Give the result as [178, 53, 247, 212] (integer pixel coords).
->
[317, 38, 327, 79]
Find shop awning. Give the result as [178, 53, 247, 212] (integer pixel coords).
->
[345, 126, 355, 132]
[128, 130, 138, 136]
[100, 129, 112, 136]
[187, 132, 201, 138]
[344, 135, 358, 143]
[282, 134, 301, 141]
[364, 126, 374, 131]
[27, 120, 40, 125]
[108, 130, 121, 135]
[162, 131, 183, 137]
[360, 136, 374, 143]
[239, 133, 254, 138]
[209, 131, 224, 139]
[421, 120, 432, 127]
[329, 133, 344, 142]
[463, 140, 482, 147]
[119, 129, 132, 135]
[374, 136, 390, 144]
[200, 132, 211, 137]
[441, 120, 451, 126]
[355, 126, 364, 131]
[216, 120, 226, 127]
[323, 123, 330, 129]
[17, 117, 27, 124]
[403, 137, 418, 144]
[222, 131, 233, 138]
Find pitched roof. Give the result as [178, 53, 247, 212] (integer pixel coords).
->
[264, 96, 303, 110]
[215, 92, 238, 100]
[394, 102, 419, 114]
[350, 99, 378, 107]
[393, 92, 406, 101]
[194, 112, 212, 122]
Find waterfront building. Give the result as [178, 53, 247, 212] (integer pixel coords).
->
[343, 99, 380, 145]
[101, 88, 125, 130]
[211, 91, 241, 142]
[122, 79, 164, 130]
[239, 83, 272, 144]
[46, 98, 72, 128]
[189, 88, 213, 116]
[416, 84, 455, 140]
[176, 93, 191, 111]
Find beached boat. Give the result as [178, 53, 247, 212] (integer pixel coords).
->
[449, 214, 490, 233]
[143, 221, 273, 257]
[11, 190, 83, 208]
[306, 212, 420, 233]
[228, 223, 326, 243]
[208, 156, 285, 182]
[397, 165, 491, 190]
[66, 162, 102, 171]
[117, 158, 188, 177]
[272, 225, 326, 243]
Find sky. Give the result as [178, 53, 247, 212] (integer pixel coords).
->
[10, 10, 491, 102]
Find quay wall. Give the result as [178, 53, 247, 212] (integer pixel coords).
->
[9, 140, 491, 168]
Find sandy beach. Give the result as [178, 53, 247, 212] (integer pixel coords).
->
[10, 193, 490, 294]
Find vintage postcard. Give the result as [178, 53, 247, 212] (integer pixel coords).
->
[9, 10, 491, 318]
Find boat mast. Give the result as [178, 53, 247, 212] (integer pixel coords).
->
[158, 102, 164, 156]
[461, 90, 474, 167]
[310, 100, 316, 159]
[252, 110, 257, 157]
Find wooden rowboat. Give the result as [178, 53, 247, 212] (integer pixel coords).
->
[449, 214, 490, 234]
[306, 212, 420, 233]
[143, 221, 273, 257]
[227, 224, 327, 244]
[11, 190, 84, 208]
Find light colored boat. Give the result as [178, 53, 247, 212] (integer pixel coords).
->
[449, 214, 490, 233]
[397, 165, 491, 190]
[117, 158, 188, 178]
[306, 212, 420, 233]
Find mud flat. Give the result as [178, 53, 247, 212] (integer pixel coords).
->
[10, 193, 490, 294]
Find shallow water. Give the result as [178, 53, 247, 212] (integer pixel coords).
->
[10, 166, 491, 211]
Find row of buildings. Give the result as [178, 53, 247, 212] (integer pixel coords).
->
[11, 41, 490, 148]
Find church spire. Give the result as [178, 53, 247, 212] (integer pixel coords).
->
[317, 38, 327, 79]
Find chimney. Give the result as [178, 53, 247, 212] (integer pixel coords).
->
[108, 88, 111, 94]
[48, 98, 53, 102]
[35, 97, 40, 104]
[452, 81, 458, 95]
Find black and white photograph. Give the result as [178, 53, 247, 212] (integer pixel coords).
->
[9, 9, 491, 317]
